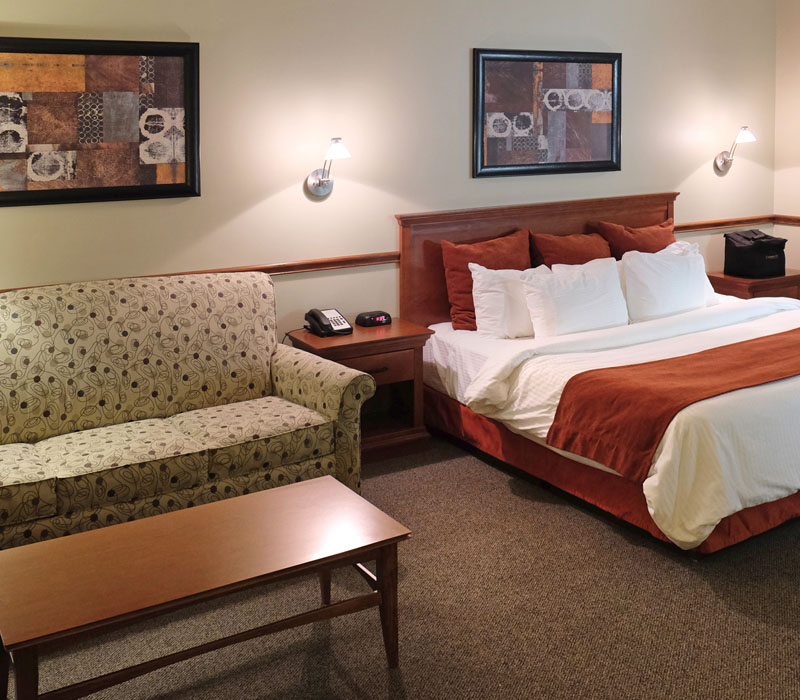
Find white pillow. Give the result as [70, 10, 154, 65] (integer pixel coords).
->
[659, 240, 698, 256]
[523, 257, 628, 337]
[622, 250, 708, 322]
[469, 263, 540, 338]
[656, 241, 717, 305]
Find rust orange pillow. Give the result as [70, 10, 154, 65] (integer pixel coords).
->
[594, 218, 676, 259]
[441, 229, 531, 330]
[530, 232, 611, 267]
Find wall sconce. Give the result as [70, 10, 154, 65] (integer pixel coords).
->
[306, 137, 351, 197]
[714, 126, 756, 175]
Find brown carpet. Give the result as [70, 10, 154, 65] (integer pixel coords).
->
[11, 438, 800, 699]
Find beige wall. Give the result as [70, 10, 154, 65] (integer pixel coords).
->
[773, 0, 800, 264]
[1, 0, 778, 332]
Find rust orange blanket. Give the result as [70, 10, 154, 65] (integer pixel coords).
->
[546, 327, 800, 483]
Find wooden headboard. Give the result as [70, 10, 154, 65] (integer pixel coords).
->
[396, 192, 679, 328]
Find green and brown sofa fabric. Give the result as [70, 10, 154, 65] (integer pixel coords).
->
[0, 272, 375, 549]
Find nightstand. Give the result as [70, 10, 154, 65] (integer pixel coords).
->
[287, 319, 434, 459]
[707, 269, 800, 299]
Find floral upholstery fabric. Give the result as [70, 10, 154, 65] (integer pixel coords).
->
[271, 344, 375, 492]
[0, 455, 337, 550]
[35, 420, 208, 513]
[0, 443, 57, 525]
[166, 396, 334, 479]
[0, 272, 277, 445]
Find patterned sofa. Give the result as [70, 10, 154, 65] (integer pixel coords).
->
[0, 272, 375, 549]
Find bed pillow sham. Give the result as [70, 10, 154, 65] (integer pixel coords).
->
[657, 241, 717, 305]
[593, 218, 676, 259]
[622, 250, 708, 322]
[617, 241, 717, 307]
[523, 257, 628, 337]
[441, 230, 532, 331]
[469, 263, 540, 338]
[529, 232, 612, 267]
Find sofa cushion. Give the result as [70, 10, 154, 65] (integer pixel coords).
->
[166, 396, 334, 480]
[0, 271, 278, 446]
[0, 455, 338, 549]
[35, 420, 208, 514]
[0, 444, 57, 526]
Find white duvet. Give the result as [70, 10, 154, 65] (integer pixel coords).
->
[458, 297, 800, 549]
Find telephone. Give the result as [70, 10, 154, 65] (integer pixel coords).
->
[304, 308, 353, 337]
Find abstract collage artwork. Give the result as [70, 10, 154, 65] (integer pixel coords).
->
[473, 49, 621, 177]
[0, 37, 199, 206]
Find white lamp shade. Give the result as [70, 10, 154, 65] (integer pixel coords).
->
[735, 126, 756, 144]
[325, 137, 351, 161]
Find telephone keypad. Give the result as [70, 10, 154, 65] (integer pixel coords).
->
[323, 310, 348, 329]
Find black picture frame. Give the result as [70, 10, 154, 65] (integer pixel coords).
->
[0, 36, 200, 206]
[473, 48, 621, 178]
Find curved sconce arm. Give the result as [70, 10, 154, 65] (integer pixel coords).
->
[306, 138, 351, 197]
[714, 126, 756, 175]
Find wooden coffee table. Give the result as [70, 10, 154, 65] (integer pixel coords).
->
[0, 476, 410, 700]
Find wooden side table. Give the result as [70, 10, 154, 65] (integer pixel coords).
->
[707, 269, 800, 299]
[287, 319, 434, 458]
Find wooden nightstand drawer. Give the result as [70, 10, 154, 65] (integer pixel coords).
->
[340, 349, 414, 385]
[752, 283, 799, 299]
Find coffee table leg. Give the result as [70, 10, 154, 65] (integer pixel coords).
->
[13, 647, 38, 700]
[319, 567, 331, 605]
[376, 542, 399, 668]
[0, 636, 8, 700]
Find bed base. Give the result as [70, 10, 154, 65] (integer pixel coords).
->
[426, 387, 800, 554]
[397, 193, 800, 552]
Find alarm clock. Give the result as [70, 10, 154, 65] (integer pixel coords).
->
[355, 310, 392, 327]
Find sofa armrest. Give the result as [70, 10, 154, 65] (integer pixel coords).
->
[270, 343, 376, 492]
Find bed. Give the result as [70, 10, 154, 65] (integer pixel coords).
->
[397, 192, 800, 553]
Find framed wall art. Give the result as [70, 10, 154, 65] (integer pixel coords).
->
[0, 36, 199, 206]
[473, 49, 621, 178]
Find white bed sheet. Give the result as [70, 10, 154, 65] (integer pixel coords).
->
[424, 296, 800, 549]
[423, 324, 621, 475]
[423, 322, 511, 403]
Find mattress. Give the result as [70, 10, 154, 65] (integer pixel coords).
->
[424, 322, 512, 403]
[423, 293, 742, 402]
[423, 296, 800, 548]
[423, 322, 618, 474]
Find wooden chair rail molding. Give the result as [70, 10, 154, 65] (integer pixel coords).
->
[675, 214, 800, 233]
[221, 212, 800, 276]
[0, 252, 400, 294]
[2, 212, 800, 294]
[189, 251, 400, 277]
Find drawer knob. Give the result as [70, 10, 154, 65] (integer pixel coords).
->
[370, 366, 389, 374]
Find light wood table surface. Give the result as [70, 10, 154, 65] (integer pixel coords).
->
[0, 476, 410, 700]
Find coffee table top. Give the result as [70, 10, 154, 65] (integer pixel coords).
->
[0, 476, 410, 649]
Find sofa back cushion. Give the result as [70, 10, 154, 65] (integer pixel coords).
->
[0, 272, 277, 444]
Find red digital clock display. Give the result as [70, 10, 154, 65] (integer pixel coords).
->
[356, 310, 391, 327]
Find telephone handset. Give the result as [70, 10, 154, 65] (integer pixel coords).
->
[304, 308, 353, 337]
